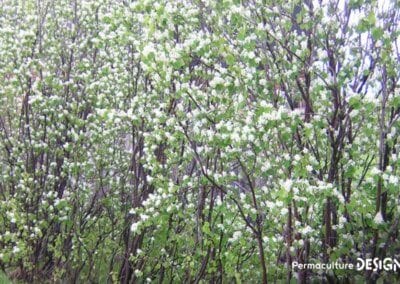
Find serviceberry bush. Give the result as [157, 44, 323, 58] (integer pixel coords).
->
[0, 0, 399, 283]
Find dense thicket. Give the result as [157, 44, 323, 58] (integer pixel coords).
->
[0, 0, 399, 283]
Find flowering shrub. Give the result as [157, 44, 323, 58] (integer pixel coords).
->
[0, 0, 399, 283]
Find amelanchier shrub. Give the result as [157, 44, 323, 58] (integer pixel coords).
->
[0, 0, 399, 283]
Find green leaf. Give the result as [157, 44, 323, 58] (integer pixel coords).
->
[372, 27, 383, 40]
[367, 11, 376, 26]
[202, 222, 211, 235]
[173, 58, 185, 69]
[226, 53, 235, 65]
[234, 271, 242, 284]
[349, 95, 361, 109]
[349, 0, 363, 9]
[393, 96, 400, 108]
[237, 28, 247, 41]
